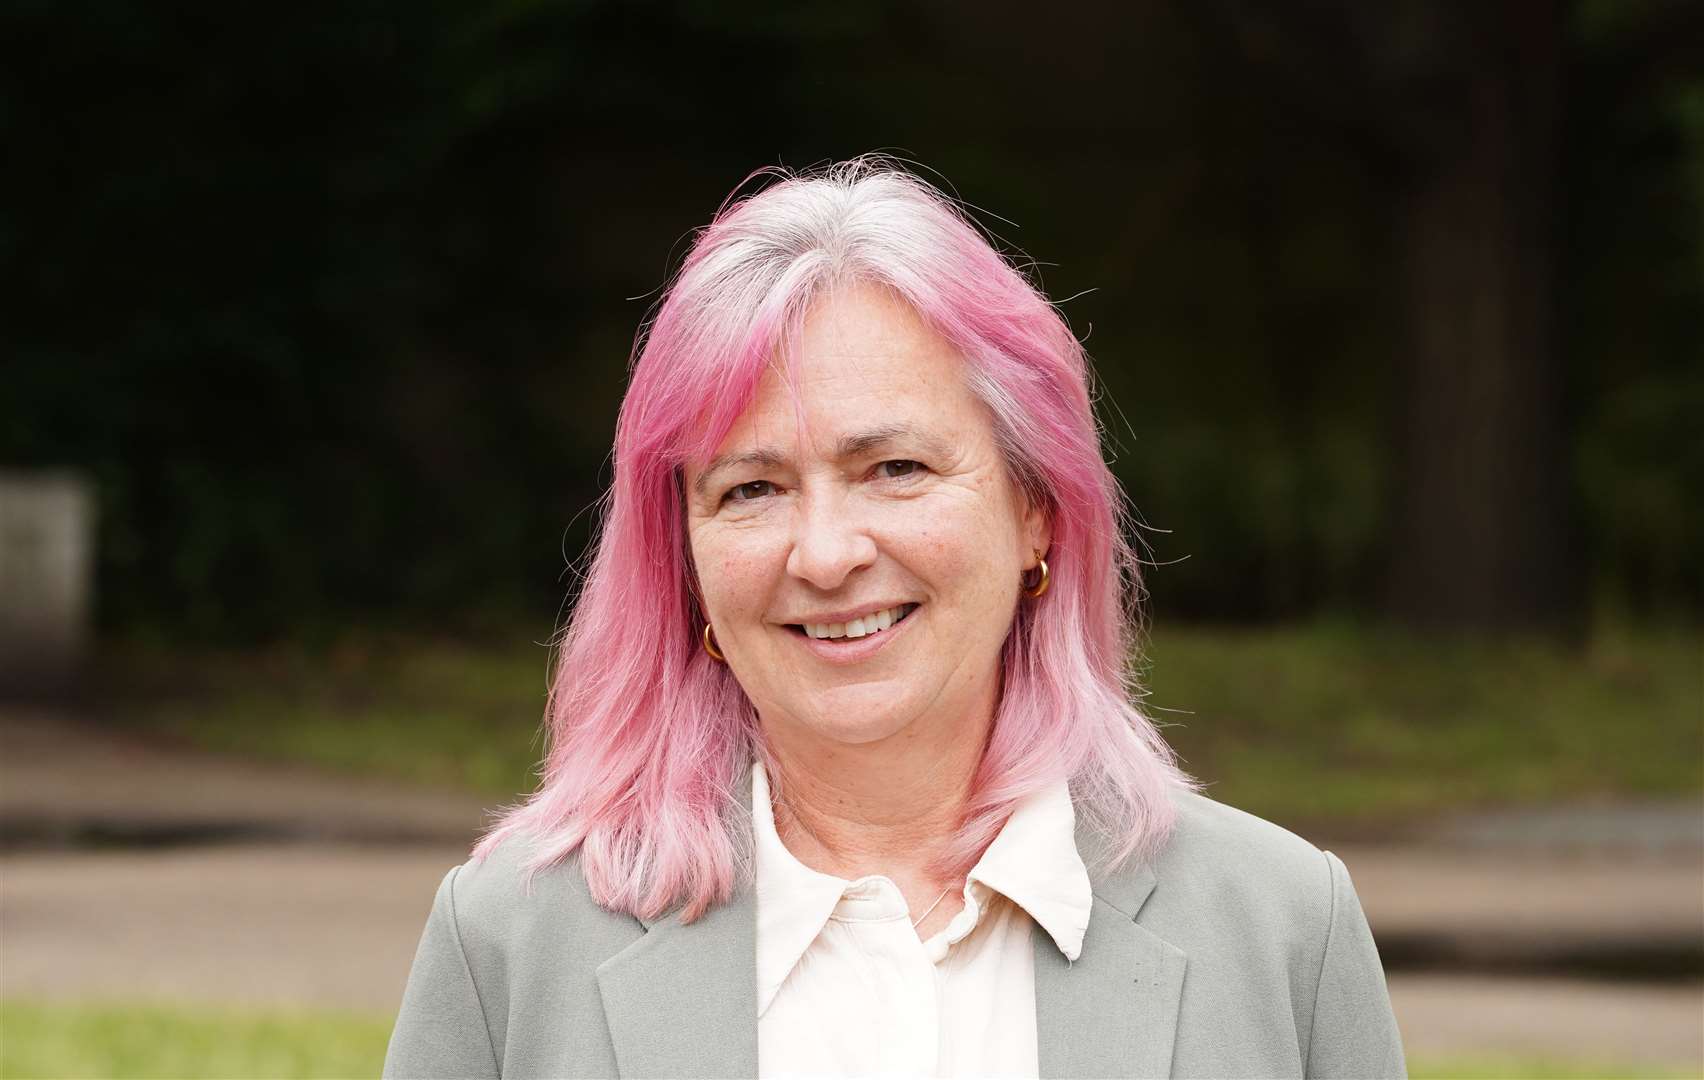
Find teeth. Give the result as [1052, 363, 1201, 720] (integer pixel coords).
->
[801, 604, 913, 641]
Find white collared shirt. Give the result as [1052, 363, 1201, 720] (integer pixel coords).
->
[752, 759, 1094, 1079]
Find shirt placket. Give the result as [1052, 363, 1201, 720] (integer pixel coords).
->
[834, 876, 941, 1077]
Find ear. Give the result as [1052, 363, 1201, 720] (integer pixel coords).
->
[1020, 495, 1053, 568]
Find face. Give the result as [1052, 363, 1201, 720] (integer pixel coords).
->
[683, 281, 1050, 753]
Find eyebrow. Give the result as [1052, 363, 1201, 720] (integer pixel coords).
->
[692, 448, 787, 497]
[692, 423, 947, 497]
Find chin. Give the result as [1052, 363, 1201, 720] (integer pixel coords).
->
[788, 691, 919, 746]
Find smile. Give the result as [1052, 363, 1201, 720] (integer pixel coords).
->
[788, 603, 919, 641]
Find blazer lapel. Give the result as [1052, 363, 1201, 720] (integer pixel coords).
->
[1034, 814, 1187, 1079]
[595, 888, 758, 1079]
[594, 759, 759, 1080]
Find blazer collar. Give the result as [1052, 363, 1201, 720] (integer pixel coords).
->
[594, 758, 1186, 1079]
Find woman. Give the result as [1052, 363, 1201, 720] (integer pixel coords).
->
[384, 159, 1406, 1079]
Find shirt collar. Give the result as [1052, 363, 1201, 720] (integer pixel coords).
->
[750, 758, 1094, 1016]
[964, 774, 1094, 963]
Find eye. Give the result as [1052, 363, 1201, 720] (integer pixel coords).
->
[876, 459, 923, 479]
[723, 480, 777, 503]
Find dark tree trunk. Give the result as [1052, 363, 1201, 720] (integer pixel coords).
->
[1381, 1, 1580, 631]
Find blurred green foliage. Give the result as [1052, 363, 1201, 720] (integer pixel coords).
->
[107, 619, 1704, 827]
[4, 1, 1699, 640]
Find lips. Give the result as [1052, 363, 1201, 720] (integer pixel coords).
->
[783, 601, 921, 664]
[789, 603, 919, 641]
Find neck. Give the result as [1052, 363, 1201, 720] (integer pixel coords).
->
[760, 700, 992, 884]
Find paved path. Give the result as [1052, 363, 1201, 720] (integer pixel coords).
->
[3, 709, 1701, 1070]
[1, 709, 492, 847]
[3, 843, 464, 1011]
[1328, 844, 1703, 975]
[1388, 973, 1701, 1068]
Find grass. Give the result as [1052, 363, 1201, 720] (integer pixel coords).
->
[1141, 617, 1703, 830]
[103, 632, 552, 799]
[0, 1000, 391, 1079]
[1409, 1059, 1702, 1079]
[99, 618, 1702, 829]
[2, 999, 1697, 1079]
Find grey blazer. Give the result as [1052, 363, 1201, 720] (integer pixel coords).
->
[385, 767, 1406, 1079]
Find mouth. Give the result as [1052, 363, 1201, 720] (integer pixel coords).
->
[786, 603, 920, 643]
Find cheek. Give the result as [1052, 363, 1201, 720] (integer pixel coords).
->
[693, 528, 783, 615]
[892, 503, 1019, 597]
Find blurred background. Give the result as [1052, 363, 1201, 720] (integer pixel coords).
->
[2, 0, 1700, 1076]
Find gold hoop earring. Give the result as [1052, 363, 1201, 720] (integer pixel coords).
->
[703, 622, 726, 663]
[1022, 549, 1051, 599]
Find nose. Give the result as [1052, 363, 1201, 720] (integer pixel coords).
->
[785, 489, 877, 591]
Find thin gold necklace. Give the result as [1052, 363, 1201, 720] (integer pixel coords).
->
[911, 886, 954, 928]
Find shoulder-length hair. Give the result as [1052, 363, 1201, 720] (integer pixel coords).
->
[472, 157, 1196, 922]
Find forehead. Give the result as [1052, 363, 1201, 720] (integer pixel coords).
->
[721, 281, 983, 454]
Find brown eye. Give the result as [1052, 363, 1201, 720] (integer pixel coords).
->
[879, 460, 922, 478]
[726, 480, 776, 502]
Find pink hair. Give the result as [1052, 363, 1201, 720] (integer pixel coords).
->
[472, 157, 1196, 922]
